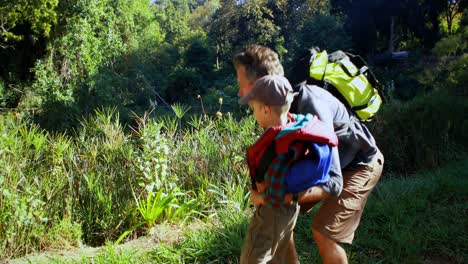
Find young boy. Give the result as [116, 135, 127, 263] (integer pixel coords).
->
[239, 75, 338, 263]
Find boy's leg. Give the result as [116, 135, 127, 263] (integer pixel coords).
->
[285, 201, 319, 264]
[312, 152, 384, 262]
[241, 203, 299, 264]
[285, 234, 299, 264]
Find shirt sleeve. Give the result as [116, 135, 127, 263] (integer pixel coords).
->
[295, 85, 344, 196]
[321, 145, 343, 196]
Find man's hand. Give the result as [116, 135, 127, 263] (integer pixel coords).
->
[298, 186, 328, 204]
[250, 189, 265, 207]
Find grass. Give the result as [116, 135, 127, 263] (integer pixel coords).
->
[14, 158, 466, 263]
[0, 108, 256, 259]
[2, 106, 467, 263]
[294, 159, 468, 263]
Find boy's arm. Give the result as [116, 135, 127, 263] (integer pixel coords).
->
[249, 182, 266, 207]
[250, 189, 265, 207]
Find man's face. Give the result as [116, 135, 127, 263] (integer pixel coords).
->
[236, 65, 255, 97]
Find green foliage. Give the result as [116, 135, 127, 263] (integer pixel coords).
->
[369, 90, 468, 174]
[32, 0, 165, 130]
[432, 34, 465, 57]
[72, 108, 137, 246]
[189, 0, 220, 31]
[0, 0, 59, 44]
[0, 79, 5, 107]
[91, 243, 151, 264]
[152, 208, 249, 263]
[134, 118, 171, 192]
[0, 113, 71, 258]
[422, 26, 468, 96]
[444, 53, 468, 95]
[209, 0, 284, 66]
[136, 189, 178, 227]
[154, 0, 191, 44]
[298, 14, 352, 52]
[0, 108, 257, 259]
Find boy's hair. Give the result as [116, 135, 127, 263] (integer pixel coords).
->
[233, 45, 284, 82]
[269, 101, 291, 116]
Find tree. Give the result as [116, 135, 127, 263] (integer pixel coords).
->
[331, 0, 453, 55]
[189, 0, 220, 31]
[0, 0, 59, 47]
[31, 0, 165, 130]
[298, 14, 351, 52]
[444, 0, 467, 34]
[267, 0, 331, 61]
[0, 0, 60, 107]
[209, 0, 283, 69]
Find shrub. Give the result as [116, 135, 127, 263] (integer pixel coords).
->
[369, 90, 468, 174]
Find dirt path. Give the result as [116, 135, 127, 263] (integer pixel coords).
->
[5, 222, 190, 264]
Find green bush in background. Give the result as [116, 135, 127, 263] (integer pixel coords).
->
[370, 90, 467, 174]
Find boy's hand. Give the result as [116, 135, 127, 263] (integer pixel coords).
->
[255, 182, 266, 193]
[284, 193, 293, 204]
[250, 189, 265, 207]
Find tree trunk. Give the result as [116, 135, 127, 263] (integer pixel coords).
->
[389, 16, 395, 53]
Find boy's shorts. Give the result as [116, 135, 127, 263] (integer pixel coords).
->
[240, 203, 300, 264]
[311, 152, 384, 244]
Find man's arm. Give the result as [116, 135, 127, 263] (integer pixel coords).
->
[321, 146, 343, 196]
[295, 85, 344, 197]
[296, 145, 343, 204]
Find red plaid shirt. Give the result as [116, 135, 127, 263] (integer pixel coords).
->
[262, 142, 305, 208]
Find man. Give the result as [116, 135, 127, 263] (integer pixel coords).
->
[233, 44, 384, 264]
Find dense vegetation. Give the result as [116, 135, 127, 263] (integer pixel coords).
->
[0, 0, 467, 262]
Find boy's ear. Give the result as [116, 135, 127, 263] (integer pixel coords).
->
[263, 104, 271, 115]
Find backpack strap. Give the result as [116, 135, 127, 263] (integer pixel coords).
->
[351, 94, 380, 111]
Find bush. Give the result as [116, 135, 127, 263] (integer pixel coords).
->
[369, 90, 468, 174]
[0, 107, 258, 259]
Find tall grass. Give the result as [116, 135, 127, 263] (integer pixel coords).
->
[150, 158, 468, 264]
[2, 94, 466, 261]
[13, 159, 467, 263]
[0, 107, 258, 260]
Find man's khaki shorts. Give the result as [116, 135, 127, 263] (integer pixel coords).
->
[312, 152, 384, 244]
[240, 203, 300, 264]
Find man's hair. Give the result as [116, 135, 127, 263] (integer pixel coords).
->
[233, 45, 284, 82]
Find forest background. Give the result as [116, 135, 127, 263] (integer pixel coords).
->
[0, 0, 467, 263]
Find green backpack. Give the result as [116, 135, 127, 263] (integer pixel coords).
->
[308, 49, 386, 121]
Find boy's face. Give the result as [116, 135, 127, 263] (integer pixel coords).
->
[236, 65, 255, 97]
[248, 100, 271, 129]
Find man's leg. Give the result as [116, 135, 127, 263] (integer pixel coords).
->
[312, 229, 348, 264]
[312, 152, 384, 263]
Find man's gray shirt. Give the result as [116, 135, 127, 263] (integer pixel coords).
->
[290, 82, 379, 196]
